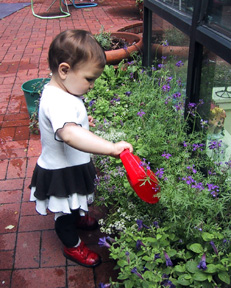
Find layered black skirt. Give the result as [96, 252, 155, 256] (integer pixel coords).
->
[30, 161, 96, 215]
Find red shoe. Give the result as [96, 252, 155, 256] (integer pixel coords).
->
[63, 241, 101, 267]
[76, 214, 98, 230]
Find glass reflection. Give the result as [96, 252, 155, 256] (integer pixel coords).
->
[206, 0, 231, 35]
[200, 51, 231, 163]
[159, 0, 195, 14]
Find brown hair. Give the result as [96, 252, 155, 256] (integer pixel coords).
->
[48, 30, 106, 73]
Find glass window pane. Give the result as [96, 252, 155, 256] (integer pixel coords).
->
[200, 51, 231, 162]
[206, 0, 231, 36]
[158, 0, 195, 14]
[151, 14, 189, 84]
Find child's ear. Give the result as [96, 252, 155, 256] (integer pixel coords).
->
[58, 62, 70, 79]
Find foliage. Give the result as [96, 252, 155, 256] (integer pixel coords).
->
[94, 26, 130, 51]
[84, 57, 231, 287]
[94, 27, 112, 51]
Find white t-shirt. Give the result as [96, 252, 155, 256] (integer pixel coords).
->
[37, 84, 90, 169]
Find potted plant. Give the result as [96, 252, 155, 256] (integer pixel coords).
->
[94, 28, 143, 65]
[21, 77, 51, 134]
[21, 77, 50, 117]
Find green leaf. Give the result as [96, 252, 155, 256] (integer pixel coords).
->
[188, 243, 204, 254]
[185, 260, 198, 273]
[124, 280, 135, 288]
[156, 234, 162, 240]
[218, 271, 230, 285]
[193, 272, 208, 281]
[117, 259, 128, 268]
[204, 264, 217, 274]
[201, 232, 214, 241]
[174, 264, 186, 273]
[177, 274, 192, 286]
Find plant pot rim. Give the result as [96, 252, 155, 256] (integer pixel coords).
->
[105, 32, 143, 65]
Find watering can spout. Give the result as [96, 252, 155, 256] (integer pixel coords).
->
[120, 150, 160, 204]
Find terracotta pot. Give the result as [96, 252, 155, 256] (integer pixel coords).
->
[105, 32, 143, 65]
[153, 44, 189, 58]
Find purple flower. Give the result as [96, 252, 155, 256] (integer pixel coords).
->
[153, 221, 159, 228]
[186, 165, 197, 174]
[162, 84, 171, 92]
[197, 254, 207, 270]
[172, 92, 181, 99]
[162, 40, 169, 46]
[161, 279, 176, 288]
[158, 64, 165, 69]
[125, 91, 132, 96]
[207, 183, 219, 197]
[176, 60, 184, 67]
[156, 168, 164, 179]
[200, 119, 208, 128]
[98, 283, 111, 288]
[162, 153, 172, 159]
[210, 241, 218, 255]
[208, 140, 222, 150]
[89, 99, 95, 106]
[137, 109, 146, 117]
[131, 267, 144, 279]
[154, 253, 161, 260]
[98, 237, 111, 248]
[164, 251, 173, 267]
[136, 219, 149, 231]
[136, 240, 146, 251]
[125, 251, 130, 264]
[106, 236, 115, 244]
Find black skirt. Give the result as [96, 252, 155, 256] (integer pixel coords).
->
[30, 161, 96, 201]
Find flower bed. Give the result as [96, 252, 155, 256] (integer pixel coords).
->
[85, 57, 231, 287]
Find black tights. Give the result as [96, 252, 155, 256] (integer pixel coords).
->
[55, 209, 80, 248]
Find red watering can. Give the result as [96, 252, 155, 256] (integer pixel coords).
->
[120, 150, 160, 204]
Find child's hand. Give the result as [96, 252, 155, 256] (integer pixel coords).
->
[88, 115, 95, 127]
[111, 141, 133, 158]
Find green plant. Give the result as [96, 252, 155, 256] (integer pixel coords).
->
[94, 27, 112, 51]
[94, 26, 130, 51]
[86, 57, 231, 287]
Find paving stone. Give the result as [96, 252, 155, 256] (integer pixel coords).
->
[0, 233, 16, 251]
[0, 203, 20, 234]
[0, 178, 23, 191]
[67, 265, 95, 288]
[14, 231, 40, 269]
[11, 267, 66, 288]
[0, 159, 8, 180]
[0, 250, 14, 270]
[41, 230, 66, 267]
[7, 158, 27, 179]
[18, 214, 54, 232]
[0, 190, 22, 204]
[0, 270, 11, 288]
[20, 202, 38, 216]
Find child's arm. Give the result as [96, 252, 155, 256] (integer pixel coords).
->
[57, 123, 133, 157]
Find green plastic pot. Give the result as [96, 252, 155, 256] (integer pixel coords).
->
[21, 78, 50, 117]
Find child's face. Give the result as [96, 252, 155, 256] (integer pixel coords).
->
[62, 61, 104, 96]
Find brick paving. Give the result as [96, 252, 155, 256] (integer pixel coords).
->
[0, 1, 142, 287]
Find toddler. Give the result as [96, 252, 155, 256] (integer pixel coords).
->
[30, 30, 133, 268]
